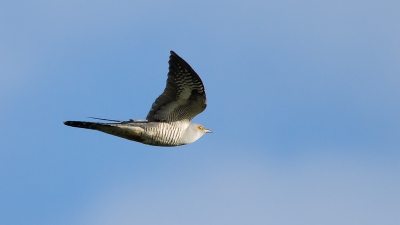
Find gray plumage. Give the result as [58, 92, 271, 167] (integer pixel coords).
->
[64, 51, 211, 146]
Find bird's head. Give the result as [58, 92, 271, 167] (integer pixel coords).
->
[179, 123, 212, 145]
[195, 124, 213, 134]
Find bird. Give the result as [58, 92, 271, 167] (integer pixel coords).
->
[64, 51, 212, 146]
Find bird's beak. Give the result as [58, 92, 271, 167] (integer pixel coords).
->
[204, 129, 213, 133]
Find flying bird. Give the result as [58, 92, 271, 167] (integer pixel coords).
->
[64, 51, 211, 146]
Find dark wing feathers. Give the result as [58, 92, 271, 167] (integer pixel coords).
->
[146, 51, 207, 122]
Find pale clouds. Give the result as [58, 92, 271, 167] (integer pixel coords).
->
[75, 152, 400, 225]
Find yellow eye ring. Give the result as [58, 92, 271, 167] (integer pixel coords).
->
[197, 125, 203, 130]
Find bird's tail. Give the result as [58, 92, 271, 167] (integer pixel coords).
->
[63, 121, 102, 130]
[63, 120, 145, 143]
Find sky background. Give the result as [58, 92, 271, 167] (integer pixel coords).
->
[1, 0, 399, 224]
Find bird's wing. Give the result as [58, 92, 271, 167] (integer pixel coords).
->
[146, 51, 207, 122]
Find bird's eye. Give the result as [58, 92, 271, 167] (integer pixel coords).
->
[198, 125, 203, 130]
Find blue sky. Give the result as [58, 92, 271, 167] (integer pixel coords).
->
[1, 0, 399, 224]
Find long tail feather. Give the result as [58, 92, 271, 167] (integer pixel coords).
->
[63, 121, 102, 130]
[86, 117, 123, 122]
[63, 120, 145, 143]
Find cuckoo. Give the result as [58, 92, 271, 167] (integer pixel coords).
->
[64, 51, 211, 146]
